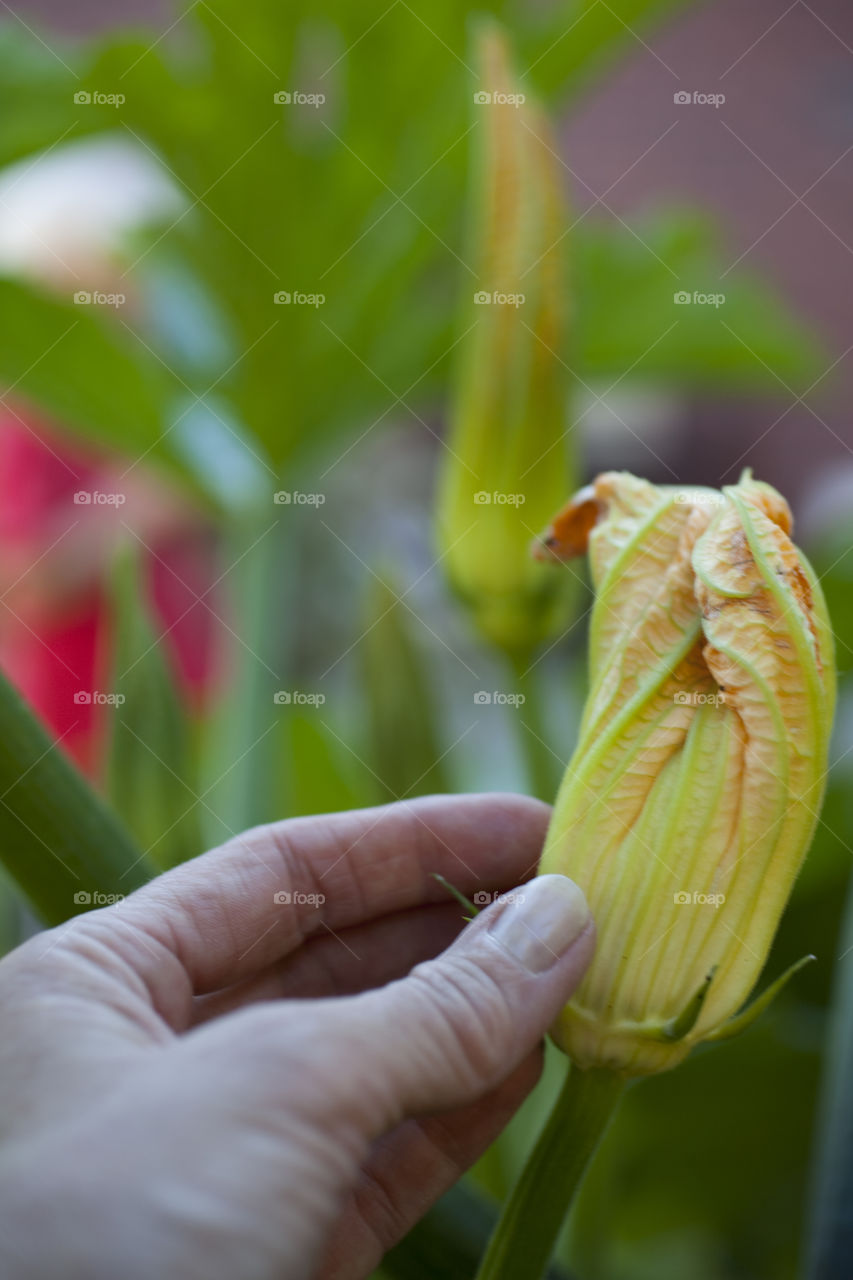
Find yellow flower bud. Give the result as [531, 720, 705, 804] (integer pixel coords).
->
[535, 470, 835, 1075]
[436, 22, 575, 658]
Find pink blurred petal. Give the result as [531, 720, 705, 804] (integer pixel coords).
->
[0, 411, 223, 776]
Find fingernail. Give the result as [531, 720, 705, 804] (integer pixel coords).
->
[488, 875, 591, 973]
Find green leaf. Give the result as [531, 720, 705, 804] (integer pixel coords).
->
[81, 14, 464, 466]
[2, 1, 802, 480]
[0, 23, 82, 168]
[105, 547, 203, 870]
[200, 504, 287, 840]
[359, 575, 451, 802]
[521, 0, 694, 101]
[282, 714, 370, 818]
[0, 277, 197, 486]
[574, 213, 825, 389]
[0, 865, 24, 958]
[0, 665, 153, 925]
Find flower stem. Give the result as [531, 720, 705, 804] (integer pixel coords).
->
[474, 1064, 625, 1280]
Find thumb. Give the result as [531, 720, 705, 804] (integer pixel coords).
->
[101, 875, 593, 1280]
[183, 873, 594, 1143]
[316, 872, 595, 1136]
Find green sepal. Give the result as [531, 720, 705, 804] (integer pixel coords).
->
[660, 966, 718, 1041]
[606, 965, 719, 1046]
[706, 954, 816, 1043]
[432, 873, 479, 922]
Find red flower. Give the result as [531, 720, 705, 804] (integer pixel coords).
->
[0, 411, 222, 775]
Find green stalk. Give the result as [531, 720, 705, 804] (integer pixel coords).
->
[0, 668, 152, 924]
[202, 501, 286, 839]
[512, 658, 560, 802]
[475, 1064, 624, 1280]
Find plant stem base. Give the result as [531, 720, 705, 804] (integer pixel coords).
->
[475, 1063, 625, 1280]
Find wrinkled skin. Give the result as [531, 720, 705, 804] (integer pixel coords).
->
[0, 795, 594, 1280]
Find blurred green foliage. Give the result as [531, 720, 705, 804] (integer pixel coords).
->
[106, 547, 202, 868]
[359, 575, 451, 801]
[0, 663, 151, 924]
[0, 0, 822, 499]
[0, 2, 848, 1279]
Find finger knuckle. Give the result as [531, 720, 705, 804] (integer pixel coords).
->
[350, 1160, 411, 1255]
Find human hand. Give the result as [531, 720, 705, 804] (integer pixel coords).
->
[0, 793, 593, 1280]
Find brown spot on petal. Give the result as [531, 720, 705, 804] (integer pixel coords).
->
[531, 485, 601, 562]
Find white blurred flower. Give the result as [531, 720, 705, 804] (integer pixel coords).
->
[0, 134, 182, 286]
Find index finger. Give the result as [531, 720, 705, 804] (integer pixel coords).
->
[120, 793, 550, 993]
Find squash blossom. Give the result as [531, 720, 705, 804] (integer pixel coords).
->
[437, 22, 576, 658]
[534, 470, 835, 1075]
